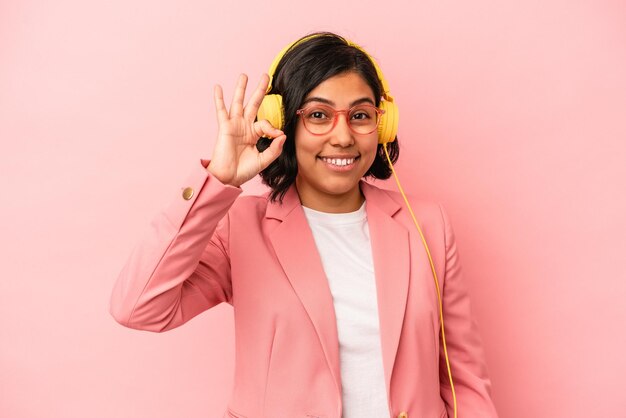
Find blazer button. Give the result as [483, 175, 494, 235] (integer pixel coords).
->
[182, 187, 194, 200]
[397, 412, 408, 418]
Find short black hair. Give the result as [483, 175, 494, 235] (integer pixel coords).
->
[257, 32, 400, 202]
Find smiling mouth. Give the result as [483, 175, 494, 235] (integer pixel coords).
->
[318, 156, 359, 167]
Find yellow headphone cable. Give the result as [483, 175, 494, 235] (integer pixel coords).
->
[383, 143, 458, 418]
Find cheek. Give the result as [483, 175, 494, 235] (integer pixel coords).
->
[293, 131, 305, 165]
[357, 140, 379, 174]
[293, 138, 315, 170]
[294, 131, 322, 162]
[363, 137, 379, 162]
[294, 147, 305, 169]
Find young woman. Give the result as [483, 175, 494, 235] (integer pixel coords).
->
[110, 32, 498, 418]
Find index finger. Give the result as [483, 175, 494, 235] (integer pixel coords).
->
[243, 73, 270, 120]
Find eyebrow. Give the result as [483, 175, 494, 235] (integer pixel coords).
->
[301, 96, 376, 107]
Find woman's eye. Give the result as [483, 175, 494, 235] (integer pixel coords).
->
[308, 110, 329, 119]
[351, 111, 370, 120]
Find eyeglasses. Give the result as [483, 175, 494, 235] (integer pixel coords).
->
[295, 103, 384, 136]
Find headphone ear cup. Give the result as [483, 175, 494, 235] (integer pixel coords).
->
[377, 100, 399, 144]
[257, 94, 285, 131]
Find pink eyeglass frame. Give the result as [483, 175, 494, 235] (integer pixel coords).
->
[295, 103, 385, 135]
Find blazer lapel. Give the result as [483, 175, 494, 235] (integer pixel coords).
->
[266, 186, 342, 396]
[361, 182, 410, 396]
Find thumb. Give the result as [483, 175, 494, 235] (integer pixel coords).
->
[258, 134, 287, 171]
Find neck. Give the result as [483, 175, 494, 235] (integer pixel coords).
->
[295, 180, 364, 214]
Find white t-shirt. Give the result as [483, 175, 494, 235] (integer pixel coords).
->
[302, 201, 389, 417]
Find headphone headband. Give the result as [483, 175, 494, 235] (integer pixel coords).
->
[266, 34, 394, 103]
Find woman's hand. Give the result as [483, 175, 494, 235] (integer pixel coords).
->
[208, 73, 287, 187]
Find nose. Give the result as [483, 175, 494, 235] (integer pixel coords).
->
[329, 112, 354, 147]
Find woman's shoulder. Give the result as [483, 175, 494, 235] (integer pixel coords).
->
[362, 181, 447, 224]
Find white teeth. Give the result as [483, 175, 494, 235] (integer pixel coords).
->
[321, 157, 355, 166]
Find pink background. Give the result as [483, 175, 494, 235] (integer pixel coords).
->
[1, 0, 625, 417]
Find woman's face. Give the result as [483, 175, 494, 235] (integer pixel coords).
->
[294, 71, 379, 213]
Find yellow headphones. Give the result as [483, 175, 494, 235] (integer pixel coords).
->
[256, 34, 400, 144]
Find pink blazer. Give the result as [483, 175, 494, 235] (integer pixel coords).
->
[110, 160, 498, 418]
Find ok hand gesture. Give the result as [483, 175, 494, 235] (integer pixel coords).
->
[207, 73, 287, 187]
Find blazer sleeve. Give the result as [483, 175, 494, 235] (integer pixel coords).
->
[109, 159, 242, 332]
[437, 204, 499, 417]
